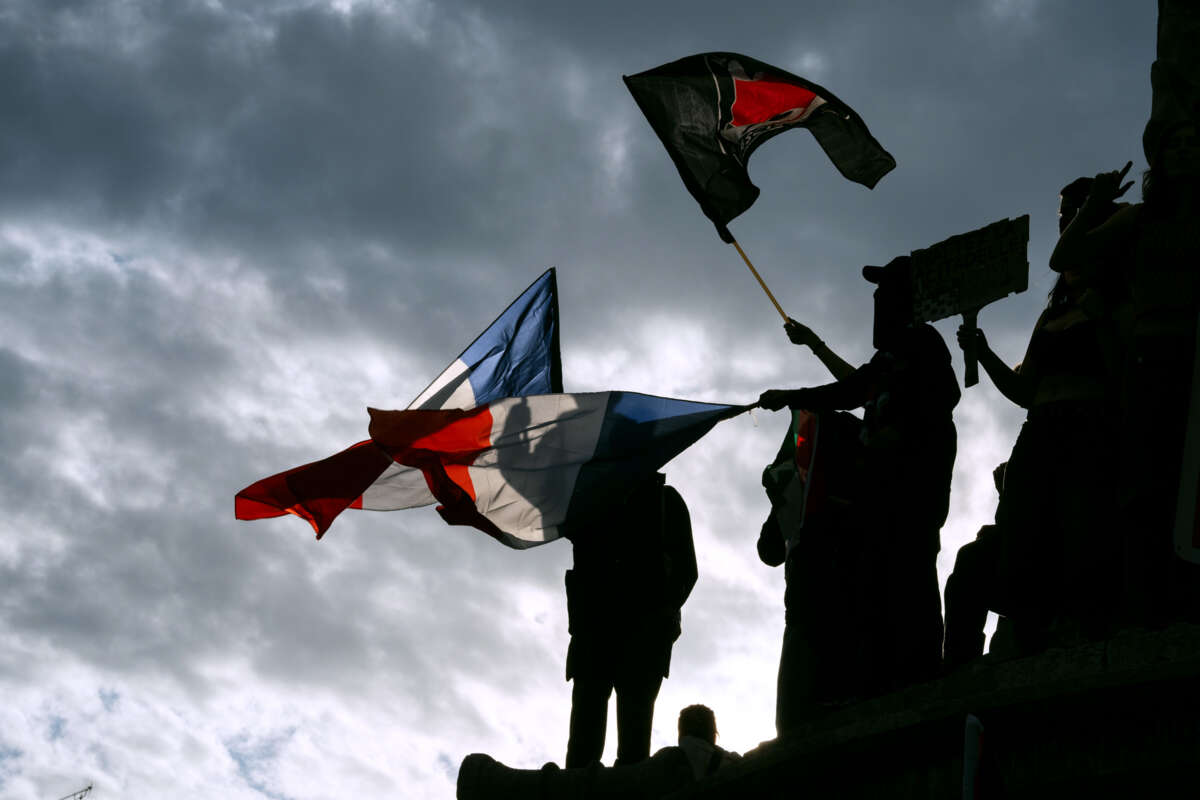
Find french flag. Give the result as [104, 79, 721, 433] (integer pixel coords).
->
[362, 267, 562, 511]
[238, 392, 743, 548]
[234, 268, 561, 536]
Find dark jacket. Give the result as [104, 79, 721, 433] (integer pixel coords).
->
[565, 477, 697, 680]
[790, 324, 960, 538]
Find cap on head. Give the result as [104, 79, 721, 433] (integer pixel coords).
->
[861, 265, 887, 284]
[864, 256, 914, 348]
[862, 255, 912, 286]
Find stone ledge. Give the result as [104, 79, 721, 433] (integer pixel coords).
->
[669, 624, 1200, 799]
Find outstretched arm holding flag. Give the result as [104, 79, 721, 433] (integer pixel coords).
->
[784, 318, 856, 381]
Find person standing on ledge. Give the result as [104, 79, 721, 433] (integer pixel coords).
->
[562, 472, 697, 768]
[1050, 130, 1200, 625]
[759, 256, 959, 695]
[954, 177, 1124, 654]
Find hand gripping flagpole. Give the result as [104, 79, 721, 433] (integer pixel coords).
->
[730, 237, 789, 322]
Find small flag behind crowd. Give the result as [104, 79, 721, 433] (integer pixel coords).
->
[624, 52, 896, 242]
[235, 268, 562, 537]
[238, 392, 745, 548]
[762, 410, 820, 536]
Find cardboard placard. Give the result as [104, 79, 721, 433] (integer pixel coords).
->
[910, 215, 1030, 324]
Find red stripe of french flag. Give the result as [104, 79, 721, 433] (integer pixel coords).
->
[369, 405, 494, 503]
[235, 406, 495, 539]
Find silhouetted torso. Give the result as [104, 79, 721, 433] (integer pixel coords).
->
[779, 323, 959, 698]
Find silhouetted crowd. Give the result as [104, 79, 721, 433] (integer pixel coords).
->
[550, 129, 1199, 769]
[553, 127, 1200, 783]
[756, 131, 1200, 734]
[553, 119, 1199, 786]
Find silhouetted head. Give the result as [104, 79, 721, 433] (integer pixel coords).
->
[1144, 122, 1200, 213]
[1050, 177, 1118, 307]
[1049, 179, 1092, 308]
[863, 256, 913, 350]
[1058, 177, 1093, 234]
[678, 704, 718, 745]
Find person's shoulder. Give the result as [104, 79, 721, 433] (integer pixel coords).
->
[1030, 303, 1062, 333]
[902, 323, 952, 360]
[662, 484, 687, 510]
[911, 321, 945, 339]
[1112, 202, 1142, 225]
[1094, 202, 1143, 246]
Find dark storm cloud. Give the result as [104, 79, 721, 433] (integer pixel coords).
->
[1, 0, 1151, 353]
[0, 1, 609, 269]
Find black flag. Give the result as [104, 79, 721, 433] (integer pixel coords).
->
[624, 52, 896, 242]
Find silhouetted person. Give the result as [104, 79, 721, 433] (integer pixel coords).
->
[957, 177, 1124, 648]
[563, 472, 697, 768]
[676, 704, 741, 779]
[943, 463, 1020, 668]
[758, 405, 863, 733]
[760, 256, 960, 695]
[1051, 132, 1200, 625]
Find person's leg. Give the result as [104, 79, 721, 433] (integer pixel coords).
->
[887, 541, 944, 689]
[1054, 415, 1119, 639]
[612, 670, 663, 766]
[565, 675, 612, 768]
[776, 541, 824, 734]
[996, 419, 1056, 652]
[775, 622, 818, 735]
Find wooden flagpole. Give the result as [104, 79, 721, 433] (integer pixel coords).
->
[730, 238, 788, 322]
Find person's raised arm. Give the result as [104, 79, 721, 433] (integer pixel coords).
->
[956, 325, 1033, 408]
[1050, 162, 1138, 277]
[758, 361, 873, 412]
[784, 318, 856, 381]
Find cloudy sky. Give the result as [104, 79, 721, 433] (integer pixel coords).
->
[0, 1, 1157, 797]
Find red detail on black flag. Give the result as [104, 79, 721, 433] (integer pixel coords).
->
[731, 77, 818, 127]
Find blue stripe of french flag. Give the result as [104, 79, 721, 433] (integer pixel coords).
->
[359, 267, 562, 512]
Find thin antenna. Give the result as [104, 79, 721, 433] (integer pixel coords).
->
[54, 785, 92, 800]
